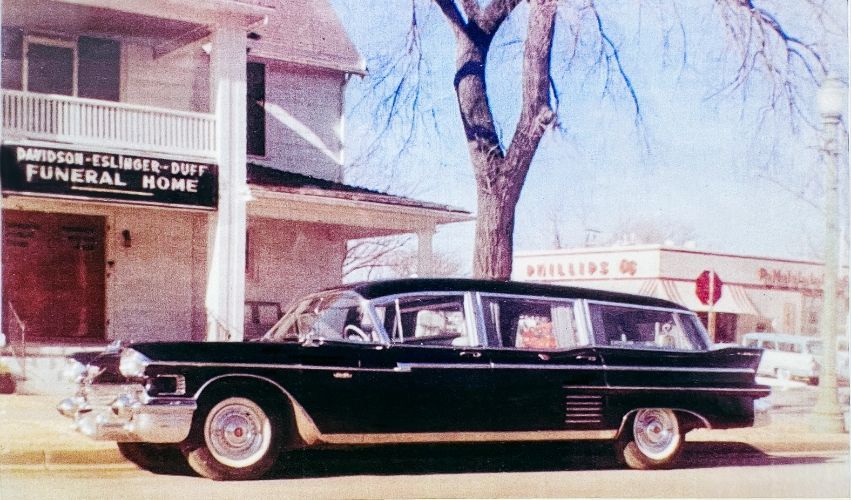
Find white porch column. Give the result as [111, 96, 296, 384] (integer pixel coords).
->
[0, 0, 4, 342]
[205, 26, 248, 341]
[417, 227, 435, 277]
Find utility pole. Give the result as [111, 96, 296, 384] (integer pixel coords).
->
[810, 75, 847, 433]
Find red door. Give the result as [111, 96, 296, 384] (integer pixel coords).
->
[2, 210, 105, 341]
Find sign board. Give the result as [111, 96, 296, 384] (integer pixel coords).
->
[1, 144, 218, 210]
[695, 270, 723, 306]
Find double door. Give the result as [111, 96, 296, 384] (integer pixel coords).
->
[2, 210, 105, 341]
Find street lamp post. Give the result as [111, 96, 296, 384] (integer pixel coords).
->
[810, 75, 847, 433]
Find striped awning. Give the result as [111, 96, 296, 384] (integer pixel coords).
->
[639, 279, 760, 316]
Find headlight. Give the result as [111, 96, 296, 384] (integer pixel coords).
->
[62, 359, 87, 383]
[119, 349, 152, 378]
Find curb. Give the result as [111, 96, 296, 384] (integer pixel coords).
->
[748, 435, 849, 453]
[698, 439, 850, 454]
[0, 447, 127, 467]
[0, 438, 846, 469]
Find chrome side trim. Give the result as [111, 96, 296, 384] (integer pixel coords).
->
[565, 385, 768, 394]
[397, 362, 752, 374]
[314, 429, 617, 445]
[150, 361, 400, 372]
[615, 408, 712, 437]
[395, 363, 491, 371]
[149, 360, 752, 374]
[192, 373, 325, 446]
[604, 365, 754, 374]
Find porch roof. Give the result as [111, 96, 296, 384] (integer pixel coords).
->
[246, 164, 473, 235]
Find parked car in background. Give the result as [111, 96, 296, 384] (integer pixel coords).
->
[58, 279, 770, 480]
[742, 332, 849, 385]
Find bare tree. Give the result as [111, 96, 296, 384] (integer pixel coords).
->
[343, 236, 414, 280]
[343, 236, 464, 280]
[605, 218, 697, 246]
[352, 0, 834, 279]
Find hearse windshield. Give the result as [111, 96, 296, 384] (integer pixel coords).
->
[262, 290, 371, 343]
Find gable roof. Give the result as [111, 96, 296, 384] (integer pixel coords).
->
[245, 0, 365, 75]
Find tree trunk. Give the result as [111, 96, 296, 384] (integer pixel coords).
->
[473, 181, 521, 280]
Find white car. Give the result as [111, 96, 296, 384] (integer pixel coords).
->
[742, 332, 848, 385]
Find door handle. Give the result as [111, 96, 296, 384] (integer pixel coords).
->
[575, 354, 597, 362]
[460, 351, 482, 358]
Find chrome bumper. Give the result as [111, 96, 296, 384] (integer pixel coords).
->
[57, 385, 196, 443]
[753, 397, 772, 427]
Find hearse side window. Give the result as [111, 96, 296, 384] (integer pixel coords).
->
[481, 295, 581, 349]
[588, 303, 709, 351]
[373, 295, 469, 346]
[262, 291, 373, 343]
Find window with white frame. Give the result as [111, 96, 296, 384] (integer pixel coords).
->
[24, 36, 76, 96]
[3, 32, 121, 100]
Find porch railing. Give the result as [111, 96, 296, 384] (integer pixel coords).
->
[2, 90, 216, 159]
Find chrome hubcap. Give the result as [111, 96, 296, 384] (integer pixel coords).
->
[205, 398, 270, 467]
[633, 408, 680, 460]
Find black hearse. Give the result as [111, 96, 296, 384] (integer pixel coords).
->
[59, 279, 770, 480]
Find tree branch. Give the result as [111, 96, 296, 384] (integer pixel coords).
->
[589, 2, 642, 123]
[478, 0, 523, 35]
[504, 0, 558, 181]
[713, 0, 828, 125]
[434, 0, 466, 34]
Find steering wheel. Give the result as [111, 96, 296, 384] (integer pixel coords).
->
[343, 324, 369, 342]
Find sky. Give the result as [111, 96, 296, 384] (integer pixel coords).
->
[329, 0, 849, 273]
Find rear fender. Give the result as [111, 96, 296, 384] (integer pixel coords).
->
[615, 408, 711, 438]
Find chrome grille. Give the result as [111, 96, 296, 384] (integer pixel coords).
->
[80, 383, 142, 409]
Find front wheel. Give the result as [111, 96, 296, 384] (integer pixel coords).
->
[617, 408, 683, 470]
[183, 395, 282, 480]
[117, 442, 187, 474]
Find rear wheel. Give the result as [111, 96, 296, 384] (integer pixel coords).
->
[183, 394, 282, 480]
[618, 408, 683, 470]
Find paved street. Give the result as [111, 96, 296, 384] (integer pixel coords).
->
[1, 443, 847, 499]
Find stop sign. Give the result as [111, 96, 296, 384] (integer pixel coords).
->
[695, 270, 723, 306]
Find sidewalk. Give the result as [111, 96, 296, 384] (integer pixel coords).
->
[1, 389, 848, 469]
[0, 394, 124, 467]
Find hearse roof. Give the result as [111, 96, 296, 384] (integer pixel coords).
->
[340, 278, 690, 311]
